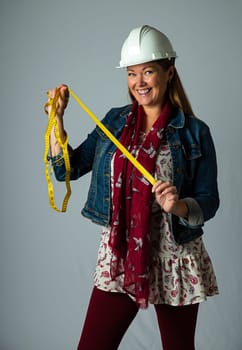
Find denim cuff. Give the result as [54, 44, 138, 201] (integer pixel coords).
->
[47, 151, 64, 167]
[179, 197, 204, 227]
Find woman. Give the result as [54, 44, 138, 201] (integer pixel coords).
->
[46, 25, 219, 350]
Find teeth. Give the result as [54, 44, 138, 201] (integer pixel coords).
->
[138, 88, 150, 95]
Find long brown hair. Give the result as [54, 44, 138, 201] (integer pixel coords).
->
[128, 58, 195, 116]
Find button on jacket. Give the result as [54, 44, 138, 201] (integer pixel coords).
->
[51, 105, 219, 244]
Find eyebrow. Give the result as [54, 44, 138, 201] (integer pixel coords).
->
[127, 65, 155, 72]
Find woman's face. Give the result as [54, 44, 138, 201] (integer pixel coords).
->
[127, 62, 173, 110]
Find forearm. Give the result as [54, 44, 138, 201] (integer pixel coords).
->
[47, 84, 69, 157]
[50, 116, 67, 156]
[171, 199, 189, 219]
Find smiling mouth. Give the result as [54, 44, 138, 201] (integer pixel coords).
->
[137, 88, 152, 96]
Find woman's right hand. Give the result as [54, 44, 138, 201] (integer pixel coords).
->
[46, 84, 69, 119]
[46, 84, 69, 155]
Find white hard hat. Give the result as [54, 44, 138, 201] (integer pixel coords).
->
[117, 25, 177, 68]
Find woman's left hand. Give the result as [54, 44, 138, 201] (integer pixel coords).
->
[152, 180, 179, 213]
[152, 180, 189, 218]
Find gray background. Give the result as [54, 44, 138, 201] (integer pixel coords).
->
[1, 0, 241, 349]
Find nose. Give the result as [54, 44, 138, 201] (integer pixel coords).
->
[136, 73, 146, 86]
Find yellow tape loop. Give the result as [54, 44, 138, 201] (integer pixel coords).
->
[44, 89, 71, 212]
[44, 88, 156, 212]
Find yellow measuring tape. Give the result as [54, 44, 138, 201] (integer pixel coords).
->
[44, 90, 71, 212]
[44, 87, 156, 212]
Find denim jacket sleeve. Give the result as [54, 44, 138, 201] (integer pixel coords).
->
[49, 105, 130, 181]
[168, 114, 219, 243]
[49, 107, 120, 181]
[49, 126, 99, 181]
[181, 119, 219, 222]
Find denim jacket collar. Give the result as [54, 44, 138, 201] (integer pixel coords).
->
[168, 107, 186, 129]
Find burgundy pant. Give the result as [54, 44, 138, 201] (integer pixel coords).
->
[77, 287, 199, 350]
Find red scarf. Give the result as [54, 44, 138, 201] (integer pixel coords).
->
[109, 100, 172, 308]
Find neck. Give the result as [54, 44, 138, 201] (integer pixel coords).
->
[141, 105, 163, 134]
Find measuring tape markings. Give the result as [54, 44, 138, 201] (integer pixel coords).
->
[44, 90, 71, 212]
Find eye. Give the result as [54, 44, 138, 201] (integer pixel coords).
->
[128, 72, 136, 77]
[144, 70, 153, 76]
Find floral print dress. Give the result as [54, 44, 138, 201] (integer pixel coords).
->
[94, 135, 219, 306]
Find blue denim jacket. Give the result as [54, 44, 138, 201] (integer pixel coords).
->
[52, 105, 219, 244]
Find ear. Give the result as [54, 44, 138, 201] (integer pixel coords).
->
[167, 65, 175, 81]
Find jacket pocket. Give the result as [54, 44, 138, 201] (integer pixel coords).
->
[182, 144, 202, 180]
[182, 143, 201, 160]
